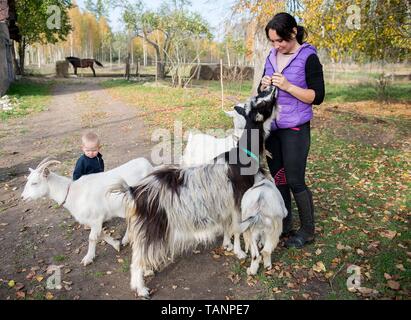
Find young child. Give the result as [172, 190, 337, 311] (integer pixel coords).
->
[73, 132, 104, 181]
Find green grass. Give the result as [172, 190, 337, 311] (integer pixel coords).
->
[1, 80, 52, 121]
[53, 255, 66, 262]
[99, 79, 409, 299]
[101, 79, 252, 133]
[325, 82, 411, 103]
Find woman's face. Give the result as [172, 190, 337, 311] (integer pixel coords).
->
[268, 29, 297, 54]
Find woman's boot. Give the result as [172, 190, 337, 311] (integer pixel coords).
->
[285, 189, 315, 248]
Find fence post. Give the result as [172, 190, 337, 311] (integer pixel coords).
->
[220, 59, 224, 110]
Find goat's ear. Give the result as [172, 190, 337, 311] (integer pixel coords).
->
[234, 105, 246, 117]
[43, 168, 50, 178]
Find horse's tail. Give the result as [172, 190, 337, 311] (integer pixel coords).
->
[94, 60, 103, 67]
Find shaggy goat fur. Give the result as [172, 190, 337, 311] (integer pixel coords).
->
[114, 86, 278, 297]
[240, 175, 288, 275]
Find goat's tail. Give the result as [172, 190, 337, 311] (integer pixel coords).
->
[240, 212, 261, 234]
[108, 179, 135, 214]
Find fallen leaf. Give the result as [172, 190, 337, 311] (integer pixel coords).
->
[302, 293, 310, 299]
[8, 280, 15, 288]
[379, 230, 397, 240]
[172, 285, 178, 290]
[357, 249, 365, 255]
[228, 273, 241, 284]
[14, 283, 25, 291]
[213, 254, 220, 259]
[357, 287, 377, 295]
[312, 261, 326, 273]
[387, 280, 400, 290]
[384, 273, 392, 280]
[26, 271, 36, 280]
[315, 249, 322, 255]
[45, 292, 54, 300]
[35, 275, 44, 282]
[16, 291, 26, 299]
[396, 264, 405, 272]
[117, 259, 124, 264]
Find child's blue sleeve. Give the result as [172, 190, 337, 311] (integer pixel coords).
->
[73, 157, 85, 180]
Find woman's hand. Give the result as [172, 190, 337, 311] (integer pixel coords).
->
[271, 73, 292, 91]
[260, 75, 272, 90]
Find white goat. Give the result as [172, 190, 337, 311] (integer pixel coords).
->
[181, 107, 246, 167]
[21, 157, 154, 266]
[240, 175, 287, 275]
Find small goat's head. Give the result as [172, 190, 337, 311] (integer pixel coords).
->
[21, 158, 60, 201]
[245, 86, 277, 125]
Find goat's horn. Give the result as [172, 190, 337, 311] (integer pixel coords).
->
[36, 157, 53, 169]
[37, 160, 61, 172]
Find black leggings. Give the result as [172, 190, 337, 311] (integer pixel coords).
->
[265, 121, 311, 194]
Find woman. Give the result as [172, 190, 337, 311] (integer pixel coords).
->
[259, 12, 325, 248]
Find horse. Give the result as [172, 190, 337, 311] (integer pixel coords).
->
[65, 56, 104, 77]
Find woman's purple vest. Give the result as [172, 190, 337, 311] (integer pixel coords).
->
[263, 43, 317, 130]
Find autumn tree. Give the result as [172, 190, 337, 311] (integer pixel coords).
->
[113, 0, 211, 79]
[15, 0, 72, 74]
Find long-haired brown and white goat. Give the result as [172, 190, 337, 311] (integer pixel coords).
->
[113, 87, 278, 297]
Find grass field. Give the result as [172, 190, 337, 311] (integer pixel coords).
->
[101, 78, 410, 299]
[2, 77, 409, 299]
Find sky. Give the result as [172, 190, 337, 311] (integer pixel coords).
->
[75, 0, 237, 40]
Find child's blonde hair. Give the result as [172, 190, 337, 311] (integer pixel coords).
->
[81, 132, 100, 146]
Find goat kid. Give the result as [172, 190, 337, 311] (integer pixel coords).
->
[21, 157, 153, 266]
[113, 86, 277, 297]
[240, 175, 287, 275]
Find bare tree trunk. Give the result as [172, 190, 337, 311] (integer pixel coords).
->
[252, 28, 270, 95]
[12, 40, 21, 75]
[131, 38, 134, 66]
[18, 38, 26, 75]
[109, 44, 112, 67]
[70, 33, 73, 56]
[143, 39, 147, 66]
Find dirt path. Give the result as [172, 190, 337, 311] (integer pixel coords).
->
[0, 78, 265, 300]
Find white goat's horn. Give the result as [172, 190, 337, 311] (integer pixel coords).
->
[37, 159, 61, 173]
[36, 157, 53, 169]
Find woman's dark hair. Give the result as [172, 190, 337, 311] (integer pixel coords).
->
[265, 12, 307, 44]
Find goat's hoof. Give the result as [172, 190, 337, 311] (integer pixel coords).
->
[246, 267, 257, 276]
[137, 287, 150, 298]
[223, 243, 233, 252]
[235, 250, 247, 260]
[81, 255, 95, 266]
[113, 241, 121, 252]
[144, 269, 154, 277]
